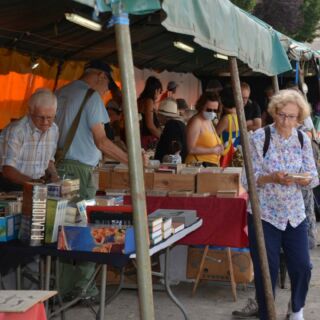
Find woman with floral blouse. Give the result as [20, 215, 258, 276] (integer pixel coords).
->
[242, 89, 319, 320]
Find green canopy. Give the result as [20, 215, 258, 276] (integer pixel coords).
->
[75, 0, 292, 76]
[75, 0, 161, 15]
[161, 0, 291, 76]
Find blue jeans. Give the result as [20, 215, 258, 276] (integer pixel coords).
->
[248, 214, 311, 320]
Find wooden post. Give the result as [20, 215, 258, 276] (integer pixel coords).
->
[272, 75, 279, 94]
[112, 5, 155, 320]
[229, 57, 276, 319]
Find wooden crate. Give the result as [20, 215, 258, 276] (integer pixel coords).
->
[98, 170, 112, 190]
[110, 171, 154, 190]
[196, 173, 241, 195]
[153, 173, 195, 192]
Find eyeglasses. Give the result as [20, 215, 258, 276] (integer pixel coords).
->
[206, 108, 217, 112]
[30, 114, 55, 122]
[276, 112, 298, 121]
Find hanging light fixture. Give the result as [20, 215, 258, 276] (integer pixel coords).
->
[173, 41, 195, 53]
[213, 53, 228, 60]
[65, 13, 102, 31]
[30, 56, 39, 70]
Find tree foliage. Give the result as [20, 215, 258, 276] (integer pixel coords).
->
[254, 0, 320, 42]
[293, 0, 320, 42]
[230, 0, 256, 12]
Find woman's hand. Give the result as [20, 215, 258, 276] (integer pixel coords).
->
[294, 177, 312, 187]
[212, 144, 224, 155]
[272, 172, 294, 186]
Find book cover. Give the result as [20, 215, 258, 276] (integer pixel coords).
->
[58, 224, 135, 254]
[45, 198, 68, 243]
[148, 216, 163, 228]
[171, 221, 185, 234]
[30, 184, 47, 246]
[149, 222, 162, 233]
[162, 227, 172, 239]
[162, 217, 172, 231]
[150, 234, 163, 246]
[149, 228, 162, 240]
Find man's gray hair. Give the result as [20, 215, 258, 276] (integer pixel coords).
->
[28, 88, 57, 112]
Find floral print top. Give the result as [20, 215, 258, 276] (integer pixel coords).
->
[242, 125, 319, 231]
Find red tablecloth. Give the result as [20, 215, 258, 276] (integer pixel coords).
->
[0, 303, 46, 320]
[124, 195, 248, 248]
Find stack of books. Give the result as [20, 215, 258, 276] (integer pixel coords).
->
[148, 216, 163, 245]
[162, 217, 172, 240]
[149, 209, 197, 228]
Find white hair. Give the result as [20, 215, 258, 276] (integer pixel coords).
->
[28, 88, 57, 112]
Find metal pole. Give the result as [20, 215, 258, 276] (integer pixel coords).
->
[112, 7, 155, 320]
[229, 57, 276, 319]
[272, 75, 279, 94]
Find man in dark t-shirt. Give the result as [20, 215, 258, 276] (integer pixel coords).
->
[241, 82, 262, 131]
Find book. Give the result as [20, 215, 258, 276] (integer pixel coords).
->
[148, 216, 163, 228]
[58, 224, 135, 254]
[171, 221, 184, 234]
[162, 227, 172, 239]
[149, 228, 162, 240]
[22, 182, 48, 246]
[168, 190, 193, 197]
[150, 234, 163, 246]
[286, 173, 311, 180]
[149, 222, 162, 233]
[45, 198, 68, 243]
[162, 217, 172, 232]
[216, 190, 238, 198]
[191, 192, 210, 197]
[149, 209, 197, 227]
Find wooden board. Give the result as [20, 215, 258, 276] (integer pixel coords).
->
[153, 173, 195, 192]
[0, 290, 57, 312]
[196, 173, 241, 195]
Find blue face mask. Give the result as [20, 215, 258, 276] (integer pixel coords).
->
[202, 111, 217, 121]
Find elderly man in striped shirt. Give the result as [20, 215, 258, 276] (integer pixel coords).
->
[0, 88, 59, 191]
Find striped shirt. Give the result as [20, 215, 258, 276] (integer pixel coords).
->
[0, 116, 58, 179]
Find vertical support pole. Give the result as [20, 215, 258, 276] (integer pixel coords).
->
[112, 6, 155, 320]
[229, 57, 276, 320]
[272, 75, 279, 94]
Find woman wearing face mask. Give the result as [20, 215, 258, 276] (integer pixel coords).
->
[185, 92, 224, 167]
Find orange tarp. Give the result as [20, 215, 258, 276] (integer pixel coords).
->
[0, 48, 119, 129]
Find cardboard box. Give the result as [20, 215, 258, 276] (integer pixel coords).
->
[0, 214, 21, 242]
[187, 247, 253, 283]
[196, 173, 241, 195]
[153, 173, 195, 192]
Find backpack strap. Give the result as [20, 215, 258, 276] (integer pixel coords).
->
[263, 126, 304, 158]
[263, 126, 271, 158]
[297, 129, 304, 149]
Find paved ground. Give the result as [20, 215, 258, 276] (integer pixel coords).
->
[64, 234, 320, 320]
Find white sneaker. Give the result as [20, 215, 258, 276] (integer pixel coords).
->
[289, 308, 304, 320]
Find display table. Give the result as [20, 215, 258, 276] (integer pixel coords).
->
[0, 303, 46, 320]
[0, 290, 56, 320]
[0, 220, 202, 320]
[124, 194, 248, 248]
